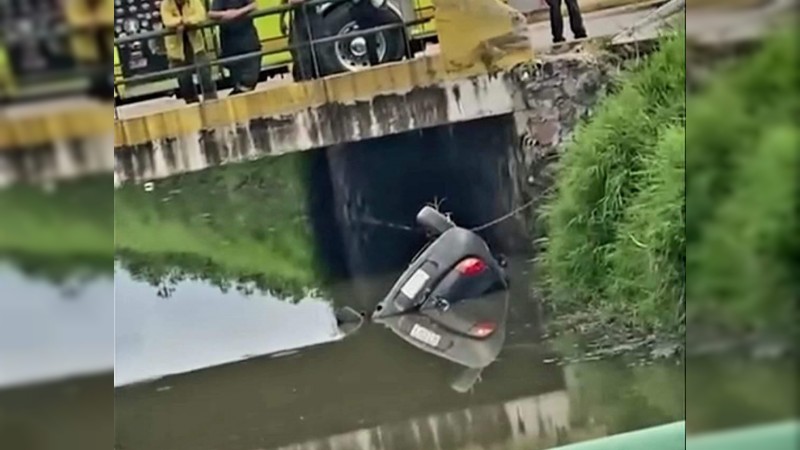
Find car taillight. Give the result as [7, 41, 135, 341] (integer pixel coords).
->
[469, 321, 496, 338]
[456, 257, 487, 277]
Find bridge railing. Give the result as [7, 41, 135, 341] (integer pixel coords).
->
[0, 11, 106, 103]
[0, 0, 432, 105]
[111, 0, 433, 104]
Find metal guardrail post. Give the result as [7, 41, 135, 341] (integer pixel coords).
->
[302, 1, 322, 79]
[553, 422, 685, 450]
[687, 421, 800, 450]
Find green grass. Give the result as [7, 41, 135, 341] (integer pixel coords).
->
[688, 125, 798, 331]
[608, 126, 685, 331]
[539, 33, 686, 331]
[685, 28, 799, 333]
[540, 26, 798, 335]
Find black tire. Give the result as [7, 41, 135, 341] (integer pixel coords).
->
[292, 3, 407, 80]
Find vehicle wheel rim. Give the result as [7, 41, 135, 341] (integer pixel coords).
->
[334, 21, 388, 71]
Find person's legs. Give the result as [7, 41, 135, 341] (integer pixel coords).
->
[192, 51, 218, 100]
[89, 29, 114, 100]
[174, 34, 200, 103]
[239, 55, 260, 92]
[227, 56, 259, 95]
[564, 0, 587, 39]
[547, 0, 566, 43]
[227, 61, 244, 94]
[170, 58, 199, 103]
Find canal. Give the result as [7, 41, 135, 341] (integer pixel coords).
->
[112, 119, 685, 450]
[0, 117, 688, 450]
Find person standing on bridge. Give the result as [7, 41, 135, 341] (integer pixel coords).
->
[209, 0, 261, 95]
[66, 0, 114, 100]
[161, 0, 218, 103]
[546, 0, 588, 44]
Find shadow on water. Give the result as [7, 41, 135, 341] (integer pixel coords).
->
[112, 116, 685, 450]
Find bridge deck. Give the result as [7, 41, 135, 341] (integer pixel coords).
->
[113, 4, 657, 122]
[0, 2, 657, 153]
[0, 0, 787, 185]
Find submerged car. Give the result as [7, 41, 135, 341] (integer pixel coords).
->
[372, 205, 509, 320]
[372, 206, 509, 392]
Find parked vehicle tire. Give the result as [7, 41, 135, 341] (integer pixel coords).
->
[291, 2, 407, 80]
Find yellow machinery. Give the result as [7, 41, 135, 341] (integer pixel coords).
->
[0, 0, 435, 101]
[111, 0, 437, 100]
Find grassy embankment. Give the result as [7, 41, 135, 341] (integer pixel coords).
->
[540, 28, 797, 336]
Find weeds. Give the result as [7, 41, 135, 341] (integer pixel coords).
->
[539, 33, 686, 330]
[540, 27, 798, 336]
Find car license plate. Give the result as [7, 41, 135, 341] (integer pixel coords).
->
[400, 269, 429, 299]
[410, 324, 441, 347]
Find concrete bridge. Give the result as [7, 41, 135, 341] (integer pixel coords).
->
[109, 0, 611, 185]
[0, 0, 782, 188]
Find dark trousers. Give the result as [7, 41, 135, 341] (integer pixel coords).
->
[170, 35, 217, 103]
[547, 0, 587, 43]
[226, 54, 260, 93]
[89, 29, 114, 100]
[352, 1, 381, 66]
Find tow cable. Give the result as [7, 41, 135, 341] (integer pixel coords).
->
[356, 198, 536, 234]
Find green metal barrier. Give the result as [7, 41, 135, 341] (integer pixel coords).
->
[687, 421, 799, 450]
[554, 422, 685, 450]
[550, 420, 800, 450]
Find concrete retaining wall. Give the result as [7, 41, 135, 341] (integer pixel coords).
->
[112, 52, 613, 185]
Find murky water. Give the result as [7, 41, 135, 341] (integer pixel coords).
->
[4, 132, 797, 450]
[113, 258, 685, 450]
[112, 134, 685, 450]
[0, 264, 114, 450]
[114, 267, 345, 387]
[0, 265, 113, 389]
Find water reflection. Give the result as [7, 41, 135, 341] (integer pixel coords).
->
[115, 298, 683, 450]
[114, 154, 321, 301]
[0, 261, 113, 450]
[114, 254, 684, 450]
[277, 391, 573, 450]
[374, 291, 509, 394]
[115, 266, 347, 387]
[114, 143, 684, 449]
[0, 264, 113, 389]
